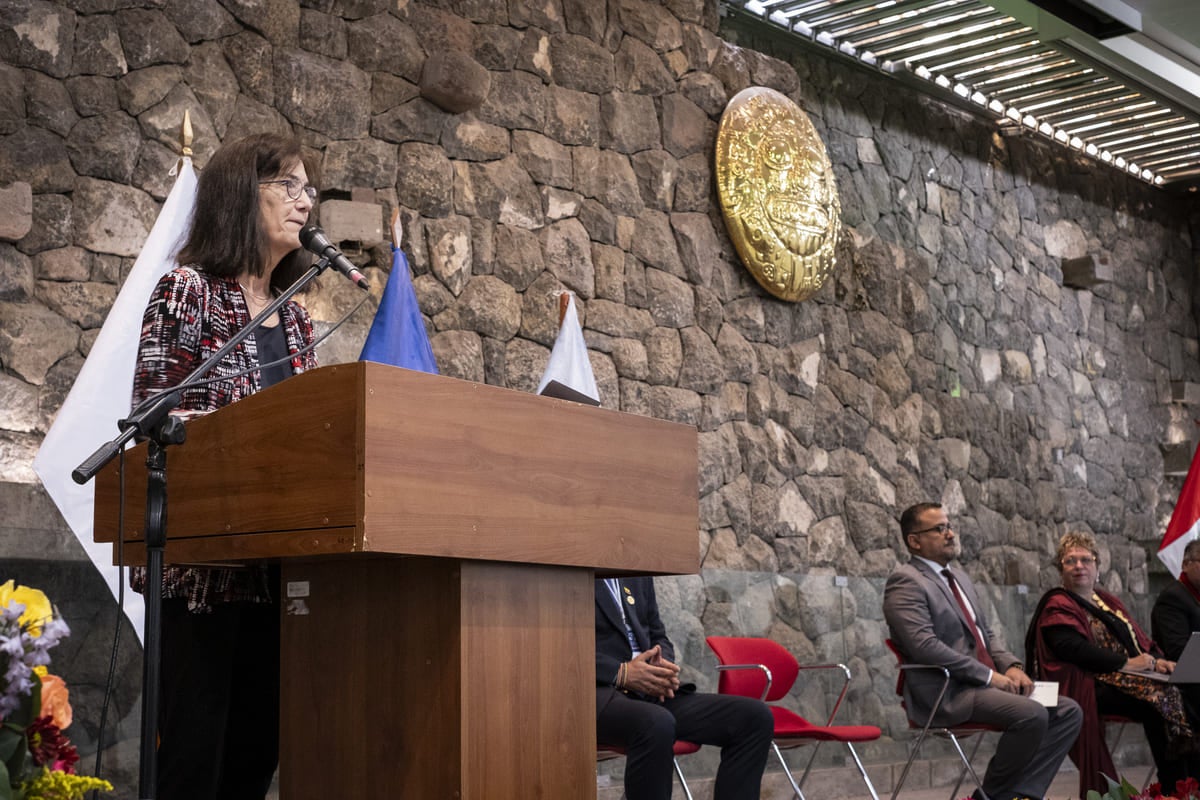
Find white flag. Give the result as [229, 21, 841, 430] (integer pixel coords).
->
[33, 159, 198, 643]
[536, 293, 599, 404]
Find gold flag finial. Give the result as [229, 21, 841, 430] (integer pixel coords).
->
[176, 110, 194, 171]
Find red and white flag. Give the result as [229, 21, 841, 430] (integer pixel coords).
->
[1159, 443, 1200, 576]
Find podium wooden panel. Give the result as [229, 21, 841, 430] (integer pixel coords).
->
[94, 362, 699, 799]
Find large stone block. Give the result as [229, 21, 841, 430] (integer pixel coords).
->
[456, 274, 520, 340]
[66, 111, 142, 184]
[323, 138, 398, 191]
[601, 91, 660, 154]
[274, 49, 371, 139]
[512, 130, 572, 189]
[164, 0, 241, 44]
[572, 148, 643, 217]
[540, 217, 595, 299]
[372, 96, 447, 145]
[184, 41, 240, 138]
[0, 243, 33, 302]
[26, 69, 78, 137]
[424, 214, 472, 296]
[66, 75, 120, 118]
[346, 13, 423, 81]
[0, 301, 78, 385]
[615, 36, 675, 96]
[223, 31, 273, 105]
[115, 8, 190, 70]
[550, 33, 615, 94]
[493, 224, 544, 292]
[0, 182, 32, 242]
[454, 155, 544, 230]
[0, 64, 23, 136]
[71, 177, 157, 258]
[443, 116, 510, 162]
[545, 85, 601, 147]
[0, 126, 74, 193]
[35, 279, 116, 329]
[617, 0, 683, 52]
[477, 69, 545, 133]
[0, 0, 76, 78]
[419, 50, 490, 114]
[222, 0, 300, 46]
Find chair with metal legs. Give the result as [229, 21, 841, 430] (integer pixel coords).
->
[884, 638, 999, 800]
[596, 739, 701, 800]
[705, 636, 882, 800]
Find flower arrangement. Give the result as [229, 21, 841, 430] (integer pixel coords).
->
[0, 580, 112, 800]
[1086, 776, 1200, 800]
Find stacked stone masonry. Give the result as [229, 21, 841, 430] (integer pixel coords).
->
[1, 0, 1197, 793]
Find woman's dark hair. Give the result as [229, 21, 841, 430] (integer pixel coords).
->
[176, 133, 314, 292]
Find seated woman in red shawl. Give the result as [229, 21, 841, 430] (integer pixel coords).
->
[1026, 531, 1200, 798]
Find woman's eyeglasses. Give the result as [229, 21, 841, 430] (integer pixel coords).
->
[259, 177, 317, 202]
[1062, 556, 1096, 567]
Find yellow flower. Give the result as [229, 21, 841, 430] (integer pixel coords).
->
[0, 579, 54, 637]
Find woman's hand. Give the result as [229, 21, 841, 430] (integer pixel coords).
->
[1156, 658, 1176, 674]
[1125, 653, 1155, 672]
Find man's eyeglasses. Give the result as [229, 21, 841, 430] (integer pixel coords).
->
[1062, 555, 1096, 567]
[259, 177, 317, 202]
[910, 522, 953, 536]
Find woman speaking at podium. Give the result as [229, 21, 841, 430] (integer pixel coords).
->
[131, 133, 318, 800]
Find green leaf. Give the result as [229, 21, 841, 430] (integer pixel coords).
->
[0, 725, 21, 762]
[0, 758, 11, 800]
[1086, 791, 1105, 800]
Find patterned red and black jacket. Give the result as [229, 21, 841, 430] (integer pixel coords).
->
[130, 265, 318, 612]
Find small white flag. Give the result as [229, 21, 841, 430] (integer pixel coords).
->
[536, 293, 599, 404]
[33, 159, 198, 642]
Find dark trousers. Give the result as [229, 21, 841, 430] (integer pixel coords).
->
[1096, 683, 1200, 792]
[157, 593, 280, 800]
[597, 687, 774, 800]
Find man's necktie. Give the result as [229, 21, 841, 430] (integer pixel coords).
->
[942, 568, 996, 671]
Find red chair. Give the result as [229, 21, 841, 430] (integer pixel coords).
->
[884, 638, 999, 800]
[706, 636, 882, 800]
[597, 740, 700, 800]
[1102, 714, 1155, 790]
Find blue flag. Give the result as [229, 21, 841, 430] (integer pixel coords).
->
[359, 246, 438, 373]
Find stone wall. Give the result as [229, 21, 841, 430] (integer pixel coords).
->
[1, 0, 1197, 794]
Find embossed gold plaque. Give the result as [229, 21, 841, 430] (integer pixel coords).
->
[716, 87, 841, 302]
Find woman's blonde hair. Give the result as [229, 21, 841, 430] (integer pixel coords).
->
[1055, 531, 1100, 569]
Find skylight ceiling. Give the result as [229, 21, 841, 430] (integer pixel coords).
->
[722, 0, 1200, 189]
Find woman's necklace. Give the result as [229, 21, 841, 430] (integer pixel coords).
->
[239, 281, 273, 305]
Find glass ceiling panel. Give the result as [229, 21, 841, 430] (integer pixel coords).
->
[724, 0, 1200, 188]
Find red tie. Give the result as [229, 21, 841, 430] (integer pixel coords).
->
[942, 568, 996, 671]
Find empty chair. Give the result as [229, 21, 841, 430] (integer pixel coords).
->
[706, 636, 881, 800]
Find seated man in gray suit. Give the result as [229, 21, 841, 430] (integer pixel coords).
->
[884, 502, 1082, 800]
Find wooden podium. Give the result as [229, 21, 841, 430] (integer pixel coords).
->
[95, 362, 698, 799]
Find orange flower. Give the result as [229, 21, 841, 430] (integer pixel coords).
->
[39, 673, 73, 731]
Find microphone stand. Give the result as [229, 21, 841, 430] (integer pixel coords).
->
[73, 257, 333, 800]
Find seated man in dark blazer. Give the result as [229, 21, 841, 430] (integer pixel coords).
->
[883, 502, 1082, 800]
[596, 576, 773, 800]
[1152, 538, 1200, 660]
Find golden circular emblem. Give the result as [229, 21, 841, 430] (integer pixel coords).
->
[716, 87, 841, 302]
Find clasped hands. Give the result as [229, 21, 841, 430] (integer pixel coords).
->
[989, 665, 1034, 695]
[622, 645, 682, 701]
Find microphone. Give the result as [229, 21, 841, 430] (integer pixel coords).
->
[299, 225, 370, 291]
